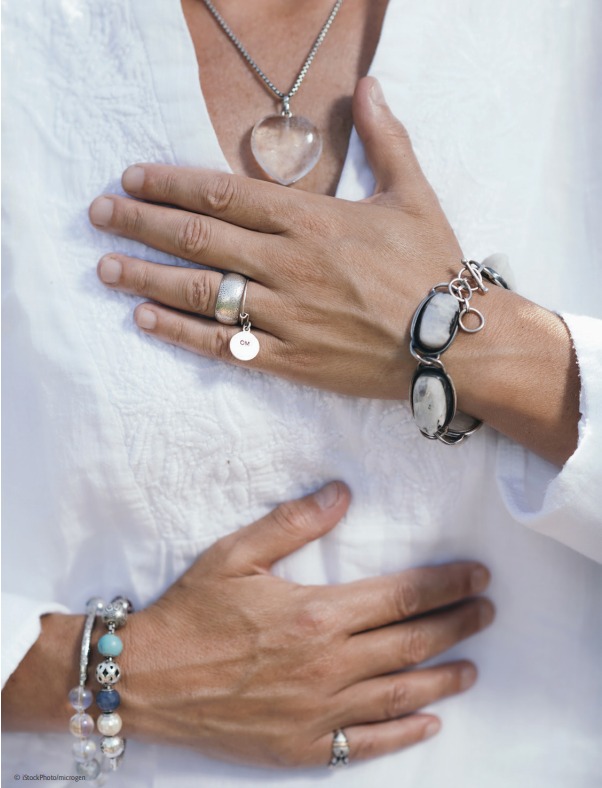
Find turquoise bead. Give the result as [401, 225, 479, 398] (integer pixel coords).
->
[98, 633, 123, 657]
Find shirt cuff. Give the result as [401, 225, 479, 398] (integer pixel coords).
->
[495, 313, 602, 563]
[1, 593, 71, 688]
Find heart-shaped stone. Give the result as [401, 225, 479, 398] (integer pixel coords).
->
[251, 114, 323, 186]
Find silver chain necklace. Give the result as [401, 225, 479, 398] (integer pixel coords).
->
[201, 0, 345, 185]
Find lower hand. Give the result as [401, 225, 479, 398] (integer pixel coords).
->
[90, 77, 469, 399]
[120, 482, 493, 767]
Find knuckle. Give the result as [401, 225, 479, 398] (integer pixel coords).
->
[168, 316, 187, 346]
[131, 263, 151, 295]
[204, 174, 239, 215]
[353, 732, 377, 760]
[209, 325, 232, 360]
[393, 578, 421, 619]
[120, 202, 145, 235]
[273, 742, 301, 768]
[182, 274, 213, 313]
[207, 532, 236, 566]
[404, 625, 431, 665]
[294, 599, 332, 639]
[386, 680, 412, 719]
[176, 215, 212, 258]
[271, 501, 312, 542]
[152, 169, 179, 201]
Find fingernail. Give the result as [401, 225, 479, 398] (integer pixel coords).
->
[479, 600, 495, 628]
[122, 165, 145, 192]
[136, 307, 157, 330]
[370, 78, 385, 107]
[471, 566, 490, 593]
[459, 665, 477, 691]
[314, 482, 340, 510]
[90, 196, 114, 227]
[98, 256, 122, 285]
[424, 720, 441, 740]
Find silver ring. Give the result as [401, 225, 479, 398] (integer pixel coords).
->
[329, 729, 350, 768]
[215, 273, 248, 325]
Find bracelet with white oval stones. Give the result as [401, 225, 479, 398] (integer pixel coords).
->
[409, 258, 510, 445]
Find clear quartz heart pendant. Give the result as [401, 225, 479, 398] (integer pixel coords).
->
[251, 114, 323, 186]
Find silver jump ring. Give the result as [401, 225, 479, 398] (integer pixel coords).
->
[459, 307, 485, 333]
[215, 273, 248, 325]
[329, 729, 350, 768]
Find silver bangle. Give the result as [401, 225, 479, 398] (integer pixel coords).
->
[68, 597, 105, 781]
[409, 259, 510, 445]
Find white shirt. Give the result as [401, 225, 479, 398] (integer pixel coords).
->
[2, 1, 601, 786]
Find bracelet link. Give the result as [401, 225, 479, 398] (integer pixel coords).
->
[409, 258, 510, 445]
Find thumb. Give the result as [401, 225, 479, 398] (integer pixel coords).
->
[215, 482, 351, 575]
[353, 76, 427, 200]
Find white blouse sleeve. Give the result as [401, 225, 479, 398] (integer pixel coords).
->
[496, 313, 602, 563]
[1, 595, 70, 688]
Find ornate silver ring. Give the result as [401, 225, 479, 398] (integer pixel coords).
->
[329, 728, 350, 768]
[215, 273, 248, 325]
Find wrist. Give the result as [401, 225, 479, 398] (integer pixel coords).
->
[447, 287, 579, 464]
[2, 613, 86, 732]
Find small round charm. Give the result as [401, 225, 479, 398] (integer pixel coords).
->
[230, 328, 260, 361]
[101, 735, 125, 759]
[96, 660, 121, 686]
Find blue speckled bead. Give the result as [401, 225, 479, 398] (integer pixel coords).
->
[96, 688, 121, 712]
[98, 633, 123, 657]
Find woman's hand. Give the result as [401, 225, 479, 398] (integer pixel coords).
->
[90, 78, 462, 400]
[90, 77, 579, 464]
[120, 482, 493, 767]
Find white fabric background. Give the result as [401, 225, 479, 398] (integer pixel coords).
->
[2, 1, 601, 786]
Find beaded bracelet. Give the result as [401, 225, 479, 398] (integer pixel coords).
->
[95, 597, 133, 771]
[68, 597, 105, 780]
[409, 258, 510, 445]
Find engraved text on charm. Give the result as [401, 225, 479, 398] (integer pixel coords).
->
[230, 328, 260, 361]
[251, 114, 323, 186]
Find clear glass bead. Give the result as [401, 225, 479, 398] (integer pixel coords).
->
[76, 758, 101, 779]
[68, 686, 93, 711]
[69, 712, 95, 738]
[97, 711, 122, 736]
[100, 735, 125, 759]
[72, 738, 97, 762]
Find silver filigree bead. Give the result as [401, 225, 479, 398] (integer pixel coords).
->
[111, 596, 134, 615]
[102, 602, 128, 629]
[96, 660, 121, 686]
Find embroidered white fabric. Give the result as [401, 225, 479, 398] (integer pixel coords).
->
[2, 1, 601, 786]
